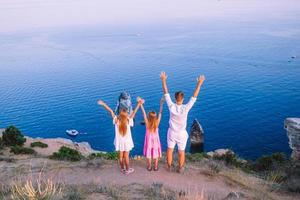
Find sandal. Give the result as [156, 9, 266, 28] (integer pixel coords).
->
[147, 166, 152, 171]
[154, 166, 159, 171]
[125, 168, 135, 175]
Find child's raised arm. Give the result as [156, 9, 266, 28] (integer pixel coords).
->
[140, 104, 148, 127]
[98, 100, 115, 119]
[130, 100, 142, 119]
[157, 97, 164, 125]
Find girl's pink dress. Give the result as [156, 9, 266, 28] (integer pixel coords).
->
[143, 128, 162, 159]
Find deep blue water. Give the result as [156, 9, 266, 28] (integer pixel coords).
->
[0, 19, 300, 159]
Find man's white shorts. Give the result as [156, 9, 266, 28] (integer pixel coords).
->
[167, 128, 188, 151]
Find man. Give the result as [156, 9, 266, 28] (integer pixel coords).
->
[160, 71, 205, 172]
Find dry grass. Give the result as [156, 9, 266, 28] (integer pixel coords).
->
[61, 182, 219, 200]
[177, 188, 220, 200]
[220, 169, 278, 200]
[10, 163, 64, 200]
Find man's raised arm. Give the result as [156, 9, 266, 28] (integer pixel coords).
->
[160, 71, 168, 94]
[192, 75, 205, 98]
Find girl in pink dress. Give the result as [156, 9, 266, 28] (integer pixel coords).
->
[139, 97, 164, 171]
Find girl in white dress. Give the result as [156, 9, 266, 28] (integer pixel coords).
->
[98, 99, 142, 174]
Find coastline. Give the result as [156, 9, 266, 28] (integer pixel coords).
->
[0, 128, 100, 157]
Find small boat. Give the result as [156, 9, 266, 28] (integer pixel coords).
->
[66, 129, 79, 137]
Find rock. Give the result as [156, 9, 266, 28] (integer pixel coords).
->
[207, 149, 233, 157]
[0, 129, 5, 136]
[189, 119, 204, 153]
[284, 118, 300, 161]
[215, 149, 232, 156]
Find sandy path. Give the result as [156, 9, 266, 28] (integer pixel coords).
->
[1, 158, 299, 199]
[52, 160, 232, 196]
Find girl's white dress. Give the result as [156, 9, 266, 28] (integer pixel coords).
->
[113, 116, 134, 152]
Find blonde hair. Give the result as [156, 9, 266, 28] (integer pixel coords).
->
[147, 111, 158, 133]
[118, 110, 128, 136]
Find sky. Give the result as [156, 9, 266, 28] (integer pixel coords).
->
[0, 0, 300, 33]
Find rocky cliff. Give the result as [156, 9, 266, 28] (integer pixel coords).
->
[284, 118, 300, 160]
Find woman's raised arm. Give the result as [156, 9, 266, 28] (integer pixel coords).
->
[98, 100, 115, 119]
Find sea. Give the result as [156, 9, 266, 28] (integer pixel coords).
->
[1, 18, 300, 159]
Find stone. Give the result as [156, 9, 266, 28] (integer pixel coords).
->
[206, 149, 235, 158]
[284, 118, 300, 161]
[189, 119, 204, 153]
[214, 149, 232, 157]
[0, 129, 4, 137]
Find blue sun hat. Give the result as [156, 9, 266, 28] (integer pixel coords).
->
[115, 91, 133, 115]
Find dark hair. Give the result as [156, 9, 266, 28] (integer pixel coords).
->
[175, 91, 184, 101]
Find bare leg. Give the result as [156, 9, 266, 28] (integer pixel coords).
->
[147, 158, 152, 170]
[154, 158, 159, 170]
[119, 151, 124, 170]
[123, 151, 130, 170]
[166, 148, 174, 170]
[178, 150, 185, 169]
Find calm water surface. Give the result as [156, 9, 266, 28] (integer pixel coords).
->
[0, 19, 299, 159]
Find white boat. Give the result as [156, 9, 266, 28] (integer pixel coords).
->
[66, 129, 79, 137]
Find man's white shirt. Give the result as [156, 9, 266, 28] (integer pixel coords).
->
[164, 93, 196, 132]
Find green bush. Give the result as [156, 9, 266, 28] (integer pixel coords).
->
[30, 141, 48, 148]
[50, 146, 82, 162]
[253, 153, 287, 172]
[2, 126, 26, 146]
[185, 153, 210, 162]
[89, 152, 118, 160]
[255, 155, 273, 171]
[271, 152, 286, 163]
[212, 151, 251, 171]
[10, 146, 36, 155]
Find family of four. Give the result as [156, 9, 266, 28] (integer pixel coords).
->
[98, 71, 205, 175]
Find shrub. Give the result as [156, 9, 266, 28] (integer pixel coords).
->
[10, 146, 36, 155]
[271, 152, 286, 163]
[266, 170, 286, 184]
[212, 151, 252, 171]
[2, 126, 26, 146]
[254, 155, 273, 171]
[89, 152, 118, 160]
[64, 187, 84, 200]
[253, 153, 287, 172]
[213, 151, 237, 166]
[50, 146, 82, 161]
[185, 152, 210, 162]
[31, 141, 48, 148]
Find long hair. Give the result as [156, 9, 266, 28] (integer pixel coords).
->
[147, 111, 158, 133]
[118, 109, 128, 136]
